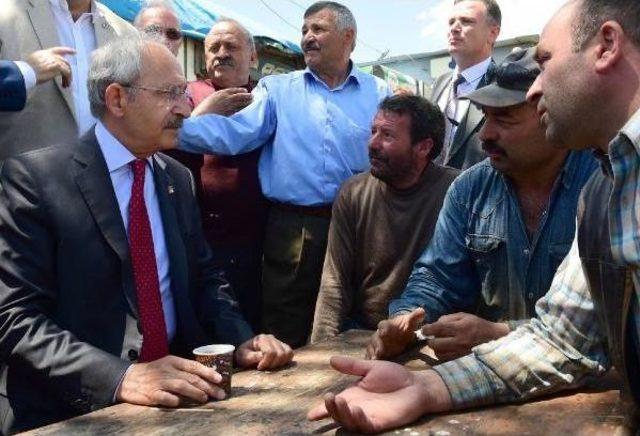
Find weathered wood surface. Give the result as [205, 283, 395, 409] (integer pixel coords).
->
[24, 330, 631, 435]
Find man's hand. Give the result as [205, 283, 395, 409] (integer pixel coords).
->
[420, 312, 510, 361]
[365, 308, 425, 360]
[234, 334, 294, 370]
[116, 355, 226, 407]
[307, 356, 452, 433]
[26, 47, 75, 87]
[191, 87, 253, 117]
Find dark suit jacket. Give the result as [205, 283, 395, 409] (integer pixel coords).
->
[429, 65, 494, 170]
[0, 130, 255, 433]
[0, 60, 26, 111]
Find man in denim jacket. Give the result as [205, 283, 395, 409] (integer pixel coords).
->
[366, 48, 598, 361]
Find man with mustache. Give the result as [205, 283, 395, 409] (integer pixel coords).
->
[168, 18, 265, 332]
[177, 1, 390, 348]
[308, 1, 640, 432]
[365, 48, 597, 362]
[310, 95, 459, 343]
[431, 0, 501, 170]
[0, 38, 293, 434]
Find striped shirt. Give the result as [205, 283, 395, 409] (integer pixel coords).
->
[433, 108, 640, 409]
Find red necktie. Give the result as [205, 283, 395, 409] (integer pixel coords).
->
[128, 159, 169, 362]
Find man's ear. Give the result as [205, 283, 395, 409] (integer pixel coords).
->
[344, 28, 356, 53]
[415, 137, 434, 160]
[104, 83, 129, 118]
[250, 48, 259, 70]
[488, 24, 500, 46]
[594, 20, 624, 73]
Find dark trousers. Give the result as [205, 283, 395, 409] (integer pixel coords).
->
[262, 207, 330, 348]
[210, 243, 263, 333]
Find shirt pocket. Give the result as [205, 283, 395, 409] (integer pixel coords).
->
[548, 242, 573, 271]
[347, 122, 371, 173]
[466, 234, 508, 321]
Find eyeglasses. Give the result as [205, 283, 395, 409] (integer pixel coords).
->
[142, 24, 182, 41]
[123, 84, 191, 102]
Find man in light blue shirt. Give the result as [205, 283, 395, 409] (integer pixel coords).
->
[178, 1, 390, 347]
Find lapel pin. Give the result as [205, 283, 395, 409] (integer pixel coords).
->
[168, 185, 175, 195]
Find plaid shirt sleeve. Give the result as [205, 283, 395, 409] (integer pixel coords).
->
[433, 233, 610, 409]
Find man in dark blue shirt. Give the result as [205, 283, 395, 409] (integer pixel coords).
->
[367, 48, 598, 361]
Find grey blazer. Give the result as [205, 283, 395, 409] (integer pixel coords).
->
[0, 0, 136, 160]
[0, 131, 254, 433]
[429, 65, 494, 170]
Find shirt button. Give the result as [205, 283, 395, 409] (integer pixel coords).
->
[128, 349, 139, 361]
[528, 292, 535, 300]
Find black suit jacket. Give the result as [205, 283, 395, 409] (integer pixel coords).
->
[0, 60, 26, 111]
[0, 130, 254, 433]
[429, 64, 494, 170]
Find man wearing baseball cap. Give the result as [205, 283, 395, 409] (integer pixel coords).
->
[365, 47, 598, 362]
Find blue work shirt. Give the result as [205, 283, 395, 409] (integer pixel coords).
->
[178, 65, 391, 206]
[389, 151, 598, 327]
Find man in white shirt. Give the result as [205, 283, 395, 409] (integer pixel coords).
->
[0, 0, 136, 160]
[430, 0, 501, 169]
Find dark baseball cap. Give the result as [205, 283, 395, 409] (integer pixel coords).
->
[464, 47, 540, 108]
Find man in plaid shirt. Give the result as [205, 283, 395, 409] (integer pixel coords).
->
[307, 0, 640, 432]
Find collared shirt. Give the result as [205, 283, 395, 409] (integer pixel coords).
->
[49, 0, 98, 136]
[389, 152, 597, 327]
[178, 64, 391, 206]
[438, 57, 492, 153]
[432, 110, 640, 410]
[95, 121, 176, 341]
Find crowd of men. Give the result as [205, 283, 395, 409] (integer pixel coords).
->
[1, 0, 639, 434]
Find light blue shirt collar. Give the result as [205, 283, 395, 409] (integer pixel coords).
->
[303, 61, 361, 91]
[455, 56, 492, 85]
[95, 121, 153, 174]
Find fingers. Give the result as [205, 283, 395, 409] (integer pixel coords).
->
[329, 356, 374, 377]
[254, 335, 294, 370]
[365, 332, 383, 359]
[324, 394, 374, 433]
[175, 369, 226, 400]
[428, 337, 462, 354]
[307, 401, 329, 421]
[160, 377, 211, 404]
[422, 319, 459, 338]
[49, 46, 76, 56]
[407, 308, 426, 329]
[171, 356, 222, 384]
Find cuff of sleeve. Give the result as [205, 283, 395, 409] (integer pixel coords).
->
[112, 363, 134, 403]
[506, 319, 529, 331]
[433, 354, 511, 410]
[14, 61, 36, 92]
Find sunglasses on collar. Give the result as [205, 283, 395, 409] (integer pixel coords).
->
[142, 24, 182, 41]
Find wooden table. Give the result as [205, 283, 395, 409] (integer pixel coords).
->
[25, 330, 632, 435]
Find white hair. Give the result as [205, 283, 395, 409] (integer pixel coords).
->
[134, 0, 178, 28]
[206, 17, 256, 54]
[88, 37, 146, 118]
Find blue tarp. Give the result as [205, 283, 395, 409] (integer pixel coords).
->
[102, 0, 302, 54]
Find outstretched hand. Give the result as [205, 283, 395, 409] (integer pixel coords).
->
[307, 356, 452, 433]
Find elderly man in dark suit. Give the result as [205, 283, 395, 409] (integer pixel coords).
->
[430, 0, 501, 169]
[0, 37, 292, 434]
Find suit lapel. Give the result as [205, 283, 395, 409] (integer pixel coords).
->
[153, 156, 194, 346]
[73, 131, 138, 317]
[431, 73, 452, 104]
[26, 0, 76, 121]
[93, 7, 117, 47]
[445, 61, 495, 164]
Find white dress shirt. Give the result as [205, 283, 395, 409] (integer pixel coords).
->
[95, 121, 176, 341]
[48, 0, 98, 136]
[438, 56, 492, 152]
[14, 61, 37, 92]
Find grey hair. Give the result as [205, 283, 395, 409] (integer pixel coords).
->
[206, 17, 256, 55]
[572, 0, 640, 51]
[134, 0, 178, 28]
[88, 37, 146, 118]
[304, 1, 357, 49]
